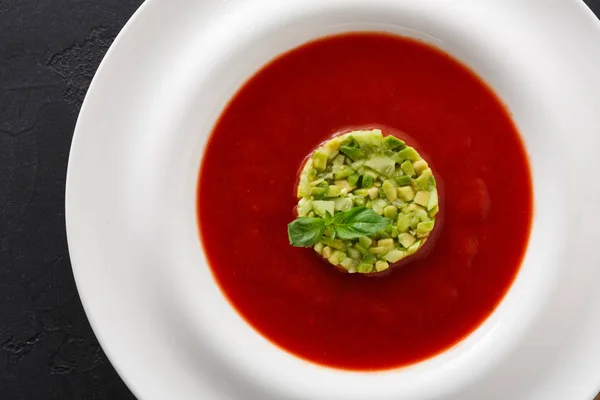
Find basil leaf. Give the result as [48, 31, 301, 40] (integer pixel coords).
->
[287, 217, 326, 247]
[288, 207, 390, 248]
[330, 207, 391, 240]
[324, 210, 334, 224]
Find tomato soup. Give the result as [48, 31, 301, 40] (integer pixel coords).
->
[198, 33, 533, 370]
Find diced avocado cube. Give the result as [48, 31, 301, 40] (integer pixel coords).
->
[347, 248, 362, 259]
[361, 175, 374, 188]
[340, 135, 358, 147]
[409, 216, 420, 229]
[415, 168, 435, 191]
[348, 173, 360, 187]
[312, 172, 326, 182]
[334, 197, 353, 212]
[332, 154, 345, 166]
[297, 198, 313, 216]
[334, 180, 352, 192]
[383, 149, 396, 158]
[352, 129, 383, 153]
[297, 168, 311, 197]
[378, 238, 394, 249]
[392, 200, 405, 208]
[417, 221, 435, 236]
[404, 203, 419, 213]
[363, 168, 380, 180]
[333, 165, 355, 179]
[325, 136, 343, 149]
[321, 236, 344, 250]
[398, 233, 417, 248]
[322, 136, 343, 159]
[328, 254, 340, 265]
[298, 197, 310, 205]
[351, 160, 365, 170]
[322, 236, 344, 249]
[312, 151, 328, 171]
[310, 186, 328, 200]
[396, 214, 410, 233]
[400, 160, 416, 177]
[367, 187, 379, 200]
[365, 156, 396, 177]
[383, 135, 406, 150]
[362, 254, 376, 263]
[376, 230, 390, 239]
[353, 196, 366, 206]
[385, 227, 393, 240]
[407, 240, 423, 255]
[354, 243, 369, 256]
[356, 263, 373, 273]
[414, 191, 430, 207]
[413, 159, 429, 175]
[382, 180, 397, 201]
[375, 260, 390, 272]
[312, 200, 335, 218]
[339, 257, 352, 269]
[383, 249, 405, 263]
[322, 246, 332, 259]
[358, 236, 373, 248]
[324, 149, 339, 160]
[326, 186, 341, 198]
[297, 182, 310, 198]
[313, 241, 324, 254]
[394, 147, 421, 162]
[413, 207, 429, 221]
[368, 246, 389, 255]
[340, 257, 358, 270]
[397, 186, 415, 201]
[332, 250, 346, 263]
[340, 145, 365, 161]
[383, 205, 398, 219]
[372, 199, 389, 215]
[427, 187, 438, 211]
[429, 205, 439, 217]
[395, 175, 412, 186]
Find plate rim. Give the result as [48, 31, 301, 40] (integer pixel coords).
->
[65, 0, 600, 399]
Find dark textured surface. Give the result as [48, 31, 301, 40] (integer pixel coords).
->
[0, 1, 143, 398]
[0, 0, 599, 399]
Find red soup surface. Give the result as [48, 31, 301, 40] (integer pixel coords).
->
[198, 33, 533, 370]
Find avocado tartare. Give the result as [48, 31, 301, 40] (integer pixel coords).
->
[288, 129, 439, 274]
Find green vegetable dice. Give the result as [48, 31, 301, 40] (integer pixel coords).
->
[289, 129, 439, 274]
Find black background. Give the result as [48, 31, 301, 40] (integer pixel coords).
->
[1, 1, 599, 399]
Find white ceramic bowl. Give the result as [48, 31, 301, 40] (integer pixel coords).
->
[66, 0, 600, 399]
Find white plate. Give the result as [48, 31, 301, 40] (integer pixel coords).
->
[66, 0, 600, 399]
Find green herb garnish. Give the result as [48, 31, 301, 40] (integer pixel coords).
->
[288, 207, 390, 247]
[287, 217, 326, 247]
